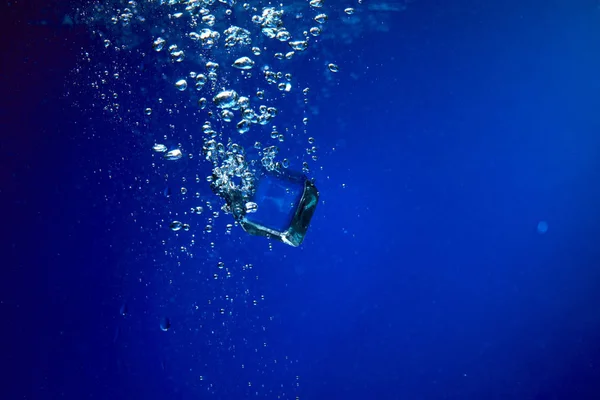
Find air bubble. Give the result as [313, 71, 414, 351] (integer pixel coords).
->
[164, 149, 183, 160]
[232, 56, 255, 70]
[170, 221, 183, 231]
[153, 37, 166, 51]
[160, 317, 171, 332]
[213, 90, 239, 109]
[314, 13, 328, 24]
[289, 40, 308, 51]
[153, 144, 167, 153]
[175, 79, 188, 91]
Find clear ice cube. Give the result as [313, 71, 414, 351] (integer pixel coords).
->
[239, 169, 318, 246]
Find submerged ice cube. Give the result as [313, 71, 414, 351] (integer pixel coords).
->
[211, 167, 318, 247]
[238, 169, 318, 247]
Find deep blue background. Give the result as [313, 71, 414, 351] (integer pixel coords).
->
[2, 0, 600, 399]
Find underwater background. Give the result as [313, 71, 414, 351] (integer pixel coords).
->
[2, 0, 600, 399]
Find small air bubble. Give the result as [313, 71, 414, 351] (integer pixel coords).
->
[160, 317, 171, 332]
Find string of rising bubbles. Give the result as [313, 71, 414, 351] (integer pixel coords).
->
[73, 0, 412, 397]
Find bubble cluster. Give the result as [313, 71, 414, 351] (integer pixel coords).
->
[72, 0, 415, 397]
[223, 25, 252, 48]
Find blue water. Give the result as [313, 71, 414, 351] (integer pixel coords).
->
[2, 0, 600, 399]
